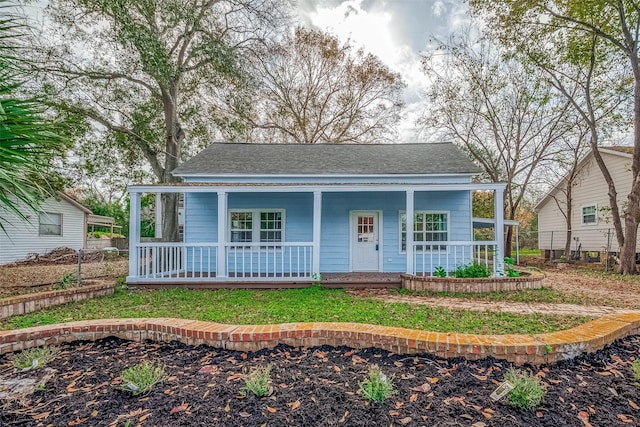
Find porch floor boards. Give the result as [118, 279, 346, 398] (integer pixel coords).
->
[132, 272, 401, 289]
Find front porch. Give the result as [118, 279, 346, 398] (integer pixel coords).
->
[126, 183, 507, 286]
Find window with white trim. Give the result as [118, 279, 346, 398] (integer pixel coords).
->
[39, 212, 62, 236]
[400, 211, 448, 252]
[229, 210, 284, 243]
[581, 205, 597, 225]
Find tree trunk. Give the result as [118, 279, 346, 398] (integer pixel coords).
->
[159, 84, 183, 242]
[504, 225, 512, 258]
[564, 183, 573, 257]
[161, 193, 180, 242]
[618, 55, 640, 274]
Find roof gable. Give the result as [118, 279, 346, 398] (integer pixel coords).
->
[535, 146, 633, 210]
[172, 142, 481, 177]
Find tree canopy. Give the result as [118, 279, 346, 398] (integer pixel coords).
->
[35, 0, 288, 240]
[420, 30, 575, 255]
[247, 27, 405, 144]
[470, 0, 640, 273]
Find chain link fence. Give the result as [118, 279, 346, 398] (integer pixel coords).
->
[0, 247, 129, 296]
[537, 227, 617, 265]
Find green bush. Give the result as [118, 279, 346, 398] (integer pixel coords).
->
[13, 346, 58, 370]
[433, 266, 447, 278]
[504, 257, 520, 277]
[452, 262, 490, 278]
[504, 368, 546, 411]
[359, 365, 396, 402]
[118, 361, 167, 396]
[241, 365, 273, 397]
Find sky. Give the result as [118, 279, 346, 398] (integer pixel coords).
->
[296, 0, 470, 142]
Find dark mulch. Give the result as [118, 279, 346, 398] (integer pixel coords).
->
[2, 336, 640, 426]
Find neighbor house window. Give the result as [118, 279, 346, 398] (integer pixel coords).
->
[582, 205, 597, 225]
[229, 210, 284, 243]
[39, 212, 62, 236]
[400, 211, 448, 252]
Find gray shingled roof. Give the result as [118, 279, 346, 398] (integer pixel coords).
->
[172, 142, 480, 176]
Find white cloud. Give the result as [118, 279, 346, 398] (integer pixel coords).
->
[297, 0, 471, 142]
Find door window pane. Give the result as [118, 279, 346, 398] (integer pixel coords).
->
[357, 216, 375, 242]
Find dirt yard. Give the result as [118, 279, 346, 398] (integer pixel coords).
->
[0, 247, 127, 296]
[522, 256, 640, 309]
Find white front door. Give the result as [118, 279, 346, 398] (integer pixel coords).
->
[351, 211, 380, 272]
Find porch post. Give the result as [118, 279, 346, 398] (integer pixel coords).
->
[217, 191, 227, 278]
[406, 190, 415, 274]
[494, 187, 505, 276]
[313, 191, 322, 277]
[128, 190, 141, 278]
[154, 192, 162, 239]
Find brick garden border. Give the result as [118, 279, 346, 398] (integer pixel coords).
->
[0, 282, 115, 319]
[401, 270, 545, 293]
[2, 313, 640, 365]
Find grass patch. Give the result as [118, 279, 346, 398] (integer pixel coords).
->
[518, 249, 541, 256]
[118, 361, 167, 396]
[360, 365, 396, 402]
[0, 286, 591, 335]
[504, 368, 547, 411]
[12, 346, 58, 370]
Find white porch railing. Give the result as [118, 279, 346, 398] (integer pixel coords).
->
[134, 242, 313, 280]
[136, 243, 219, 279]
[225, 243, 313, 279]
[412, 241, 499, 277]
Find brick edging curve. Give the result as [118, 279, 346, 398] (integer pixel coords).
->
[2, 313, 640, 365]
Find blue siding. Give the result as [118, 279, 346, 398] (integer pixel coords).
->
[184, 193, 218, 243]
[183, 190, 472, 274]
[228, 193, 313, 242]
[319, 191, 472, 273]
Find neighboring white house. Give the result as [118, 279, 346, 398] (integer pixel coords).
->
[536, 146, 637, 259]
[0, 193, 91, 264]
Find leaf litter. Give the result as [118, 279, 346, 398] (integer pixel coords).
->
[1, 336, 640, 425]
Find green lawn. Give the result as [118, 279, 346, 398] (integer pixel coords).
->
[1, 286, 590, 335]
[518, 249, 541, 256]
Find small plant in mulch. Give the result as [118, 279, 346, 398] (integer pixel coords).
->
[117, 361, 167, 396]
[12, 346, 58, 370]
[359, 364, 396, 402]
[631, 359, 640, 382]
[55, 272, 77, 290]
[241, 365, 273, 397]
[503, 368, 546, 411]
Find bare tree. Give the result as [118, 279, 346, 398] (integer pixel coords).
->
[542, 123, 591, 258]
[420, 31, 574, 256]
[30, 0, 288, 240]
[470, 0, 639, 273]
[246, 27, 405, 144]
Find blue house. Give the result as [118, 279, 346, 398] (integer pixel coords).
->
[126, 143, 506, 285]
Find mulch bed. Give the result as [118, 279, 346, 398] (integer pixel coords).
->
[1, 336, 640, 426]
